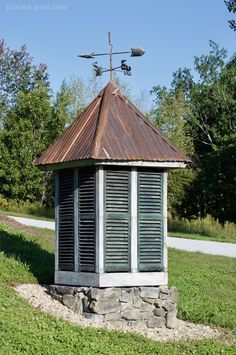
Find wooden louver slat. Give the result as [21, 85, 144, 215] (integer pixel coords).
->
[104, 170, 131, 272]
[138, 171, 163, 272]
[78, 172, 96, 272]
[58, 170, 74, 271]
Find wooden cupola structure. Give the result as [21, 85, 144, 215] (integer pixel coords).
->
[36, 81, 191, 287]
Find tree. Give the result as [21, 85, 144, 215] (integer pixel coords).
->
[225, 0, 236, 31]
[151, 41, 236, 222]
[151, 86, 195, 216]
[0, 84, 53, 202]
[53, 76, 102, 126]
[0, 39, 49, 125]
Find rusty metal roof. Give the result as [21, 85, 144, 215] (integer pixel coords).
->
[36, 81, 191, 167]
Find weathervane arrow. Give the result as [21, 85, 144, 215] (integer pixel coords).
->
[78, 32, 145, 80]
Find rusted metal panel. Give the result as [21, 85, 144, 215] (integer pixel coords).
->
[36, 81, 191, 167]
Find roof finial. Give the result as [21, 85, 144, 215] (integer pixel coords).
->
[78, 32, 145, 80]
[108, 31, 113, 81]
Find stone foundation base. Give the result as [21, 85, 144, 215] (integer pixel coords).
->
[48, 285, 179, 329]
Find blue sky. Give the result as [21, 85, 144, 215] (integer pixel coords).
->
[0, 0, 235, 99]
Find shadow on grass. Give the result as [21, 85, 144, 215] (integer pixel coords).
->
[0, 228, 54, 284]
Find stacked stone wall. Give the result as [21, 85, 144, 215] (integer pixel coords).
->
[48, 285, 179, 329]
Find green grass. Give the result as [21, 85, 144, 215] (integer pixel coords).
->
[168, 231, 236, 243]
[0, 209, 54, 221]
[0, 223, 54, 284]
[169, 215, 236, 244]
[2, 285, 235, 355]
[169, 249, 236, 330]
[0, 222, 236, 353]
[0, 198, 54, 220]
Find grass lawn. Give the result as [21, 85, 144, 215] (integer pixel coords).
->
[0, 209, 54, 222]
[169, 231, 236, 244]
[0, 222, 236, 354]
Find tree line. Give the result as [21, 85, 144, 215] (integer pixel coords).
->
[0, 38, 235, 223]
[151, 41, 236, 223]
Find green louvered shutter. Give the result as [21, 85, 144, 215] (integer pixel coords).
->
[138, 171, 163, 272]
[78, 171, 96, 272]
[104, 169, 131, 272]
[58, 170, 74, 271]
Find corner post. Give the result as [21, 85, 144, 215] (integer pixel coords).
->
[55, 171, 59, 272]
[96, 166, 104, 273]
[131, 167, 138, 272]
[163, 172, 168, 284]
[74, 168, 79, 272]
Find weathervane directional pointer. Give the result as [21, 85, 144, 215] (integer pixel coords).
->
[78, 32, 145, 80]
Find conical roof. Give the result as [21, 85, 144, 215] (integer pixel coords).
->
[36, 81, 191, 167]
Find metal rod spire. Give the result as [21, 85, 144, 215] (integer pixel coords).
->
[78, 33, 145, 79]
[108, 31, 113, 80]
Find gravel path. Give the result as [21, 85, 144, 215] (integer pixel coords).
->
[10, 216, 236, 258]
[15, 284, 219, 343]
[169, 237, 236, 258]
[9, 216, 55, 230]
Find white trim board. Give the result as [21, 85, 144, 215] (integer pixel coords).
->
[55, 271, 168, 287]
[42, 160, 188, 171]
[98, 161, 187, 168]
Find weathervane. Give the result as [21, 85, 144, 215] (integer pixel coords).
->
[78, 32, 145, 80]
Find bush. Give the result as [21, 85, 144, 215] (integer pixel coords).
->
[169, 214, 236, 240]
[0, 199, 54, 219]
[0, 195, 9, 209]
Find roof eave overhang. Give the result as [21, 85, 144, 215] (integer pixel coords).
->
[36, 158, 191, 171]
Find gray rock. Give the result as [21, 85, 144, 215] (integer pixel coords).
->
[62, 294, 83, 315]
[75, 287, 89, 294]
[132, 297, 143, 308]
[154, 299, 164, 308]
[121, 302, 133, 312]
[147, 317, 166, 328]
[159, 286, 169, 295]
[131, 287, 139, 296]
[104, 312, 121, 321]
[140, 287, 159, 299]
[166, 309, 178, 329]
[62, 294, 75, 309]
[169, 287, 179, 303]
[121, 309, 140, 321]
[48, 285, 57, 294]
[89, 300, 120, 314]
[56, 286, 75, 295]
[159, 292, 168, 300]
[142, 298, 156, 305]
[163, 302, 176, 312]
[153, 308, 166, 317]
[70, 295, 83, 315]
[83, 312, 104, 324]
[90, 288, 120, 302]
[140, 311, 154, 320]
[140, 303, 155, 312]
[51, 293, 62, 302]
[121, 287, 133, 293]
[82, 295, 89, 312]
[120, 290, 132, 303]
